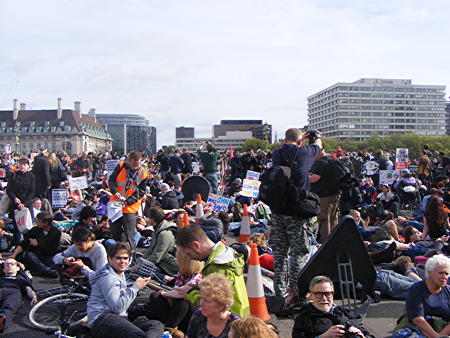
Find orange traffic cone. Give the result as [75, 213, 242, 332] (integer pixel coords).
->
[239, 204, 251, 243]
[246, 243, 270, 321]
[182, 211, 190, 227]
[195, 193, 204, 219]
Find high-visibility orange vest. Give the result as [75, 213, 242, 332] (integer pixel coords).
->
[110, 162, 149, 214]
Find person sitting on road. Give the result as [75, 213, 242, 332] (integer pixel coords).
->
[375, 184, 400, 218]
[229, 316, 278, 338]
[156, 183, 179, 210]
[185, 273, 240, 338]
[87, 242, 164, 338]
[53, 226, 107, 280]
[292, 275, 372, 337]
[0, 258, 37, 333]
[395, 254, 450, 337]
[423, 196, 450, 240]
[10, 212, 61, 278]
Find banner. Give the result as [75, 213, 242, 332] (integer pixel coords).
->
[379, 170, 401, 185]
[68, 176, 88, 191]
[106, 160, 120, 178]
[395, 148, 409, 170]
[206, 193, 231, 212]
[241, 179, 261, 198]
[245, 170, 260, 181]
[52, 189, 68, 208]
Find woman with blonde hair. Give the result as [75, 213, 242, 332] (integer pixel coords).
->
[48, 152, 67, 189]
[229, 316, 278, 338]
[186, 273, 239, 338]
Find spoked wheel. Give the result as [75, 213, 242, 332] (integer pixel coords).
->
[29, 293, 89, 330]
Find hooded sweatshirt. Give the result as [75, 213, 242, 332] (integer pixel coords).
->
[87, 264, 139, 325]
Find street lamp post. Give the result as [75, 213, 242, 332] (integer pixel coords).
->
[262, 122, 270, 150]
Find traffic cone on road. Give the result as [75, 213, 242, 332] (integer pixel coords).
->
[195, 193, 204, 219]
[246, 243, 270, 321]
[239, 204, 251, 243]
[182, 211, 190, 227]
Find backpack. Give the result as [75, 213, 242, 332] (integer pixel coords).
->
[327, 158, 352, 190]
[259, 148, 320, 218]
[232, 202, 243, 222]
[254, 203, 271, 220]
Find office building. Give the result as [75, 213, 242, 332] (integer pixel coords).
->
[176, 131, 253, 152]
[176, 127, 194, 139]
[97, 114, 157, 154]
[446, 102, 450, 135]
[308, 78, 447, 140]
[213, 120, 272, 142]
[0, 99, 111, 154]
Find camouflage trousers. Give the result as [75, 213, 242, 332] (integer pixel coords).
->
[269, 214, 312, 296]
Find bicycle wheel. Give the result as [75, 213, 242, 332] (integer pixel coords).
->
[29, 293, 89, 330]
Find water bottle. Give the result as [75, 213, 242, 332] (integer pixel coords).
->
[162, 331, 172, 338]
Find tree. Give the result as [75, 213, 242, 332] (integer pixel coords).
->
[162, 145, 176, 156]
[240, 138, 268, 152]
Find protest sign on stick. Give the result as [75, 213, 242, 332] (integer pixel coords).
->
[395, 148, 409, 170]
[52, 189, 68, 208]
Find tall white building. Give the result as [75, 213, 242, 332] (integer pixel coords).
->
[308, 78, 447, 140]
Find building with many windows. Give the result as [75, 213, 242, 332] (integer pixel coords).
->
[176, 127, 195, 139]
[0, 99, 111, 154]
[446, 102, 450, 135]
[96, 114, 157, 155]
[213, 120, 272, 142]
[308, 78, 447, 140]
[176, 131, 253, 152]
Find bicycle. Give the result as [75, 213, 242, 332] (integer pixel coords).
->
[28, 278, 90, 334]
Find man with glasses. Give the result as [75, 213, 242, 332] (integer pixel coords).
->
[292, 275, 370, 338]
[88, 242, 164, 338]
[108, 151, 149, 255]
[0, 258, 37, 333]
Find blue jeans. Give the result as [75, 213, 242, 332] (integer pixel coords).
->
[406, 220, 424, 232]
[374, 270, 416, 300]
[204, 172, 219, 194]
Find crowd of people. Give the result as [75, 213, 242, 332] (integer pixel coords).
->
[0, 131, 448, 337]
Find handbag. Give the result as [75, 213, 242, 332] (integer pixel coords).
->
[15, 207, 33, 233]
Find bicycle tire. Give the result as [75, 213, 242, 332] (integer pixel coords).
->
[28, 293, 88, 330]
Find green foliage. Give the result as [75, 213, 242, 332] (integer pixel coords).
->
[162, 145, 176, 156]
[323, 134, 450, 159]
[240, 138, 269, 152]
[269, 142, 282, 151]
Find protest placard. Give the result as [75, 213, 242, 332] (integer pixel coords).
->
[241, 179, 261, 198]
[68, 176, 88, 191]
[379, 170, 401, 185]
[4, 144, 11, 154]
[364, 161, 379, 176]
[205, 194, 231, 212]
[106, 160, 120, 178]
[395, 148, 409, 170]
[245, 170, 260, 181]
[0, 168, 5, 179]
[52, 189, 68, 208]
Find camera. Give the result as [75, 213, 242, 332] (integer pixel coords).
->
[343, 322, 359, 338]
[306, 129, 321, 144]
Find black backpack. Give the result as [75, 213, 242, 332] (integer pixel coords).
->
[327, 158, 352, 190]
[259, 148, 320, 218]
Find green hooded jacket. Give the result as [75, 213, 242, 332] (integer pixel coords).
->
[186, 241, 250, 317]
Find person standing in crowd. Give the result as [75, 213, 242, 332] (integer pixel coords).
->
[108, 151, 149, 254]
[87, 243, 164, 338]
[32, 148, 51, 199]
[156, 149, 170, 181]
[269, 128, 324, 301]
[239, 149, 257, 179]
[73, 151, 89, 177]
[417, 150, 431, 188]
[169, 150, 184, 187]
[197, 142, 219, 194]
[181, 148, 193, 175]
[48, 152, 67, 190]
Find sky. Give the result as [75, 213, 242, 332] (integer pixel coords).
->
[1, 0, 449, 147]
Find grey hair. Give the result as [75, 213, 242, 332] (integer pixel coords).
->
[309, 275, 334, 291]
[425, 254, 450, 278]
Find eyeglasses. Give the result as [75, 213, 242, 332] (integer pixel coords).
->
[114, 256, 129, 261]
[312, 291, 334, 299]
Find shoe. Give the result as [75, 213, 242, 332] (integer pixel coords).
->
[165, 327, 184, 338]
[0, 314, 5, 333]
[369, 242, 396, 265]
[45, 269, 59, 278]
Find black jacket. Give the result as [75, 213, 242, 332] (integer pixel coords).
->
[157, 191, 179, 210]
[7, 171, 35, 208]
[32, 154, 51, 198]
[292, 303, 373, 338]
[181, 153, 193, 174]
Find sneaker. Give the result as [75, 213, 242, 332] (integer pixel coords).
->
[165, 327, 184, 338]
